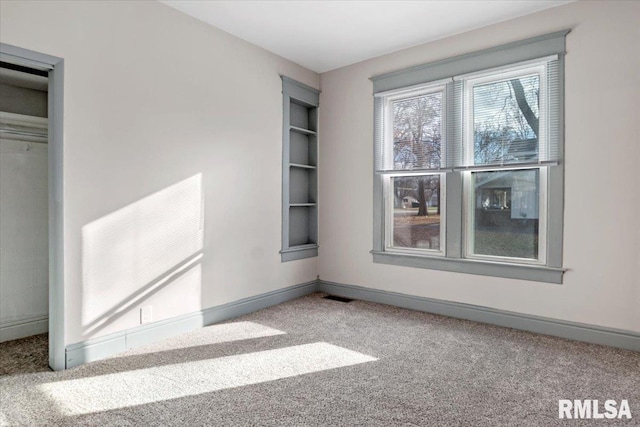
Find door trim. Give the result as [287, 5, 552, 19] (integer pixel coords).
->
[1, 43, 65, 370]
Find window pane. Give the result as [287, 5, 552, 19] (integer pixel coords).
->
[392, 92, 442, 170]
[471, 169, 539, 259]
[392, 175, 441, 250]
[473, 74, 539, 165]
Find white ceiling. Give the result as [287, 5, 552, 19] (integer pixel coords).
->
[160, 0, 573, 73]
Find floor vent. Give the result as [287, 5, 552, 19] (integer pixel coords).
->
[323, 295, 353, 303]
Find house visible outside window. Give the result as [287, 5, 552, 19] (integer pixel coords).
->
[464, 63, 548, 265]
[372, 31, 568, 283]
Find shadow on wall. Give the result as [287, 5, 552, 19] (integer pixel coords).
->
[80, 174, 205, 339]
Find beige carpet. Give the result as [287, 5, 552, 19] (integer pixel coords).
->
[0, 293, 638, 426]
[0, 333, 49, 376]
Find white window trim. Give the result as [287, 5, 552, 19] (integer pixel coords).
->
[461, 64, 549, 265]
[381, 83, 447, 172]
[380, 84, 447, 256]
[462, 168, 548, 266]
[384, 173, 447, 257]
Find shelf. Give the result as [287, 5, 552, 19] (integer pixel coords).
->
[282, 76, 319, 262]
[288, 201, 316, 247]
[290, 125, 316, 136]
[289, 167, 316, 205]
[290, 131, 316, 166]
[280, 243, 319, 262]
[280, 243, 318, 253]
[290, 163, 316, 170]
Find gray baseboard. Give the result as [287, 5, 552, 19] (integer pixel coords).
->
[65, 331, 126, 368]
[0, 316, 48, 343]
[64, 277, 638, 369]
[66, 280, 319, 368]
[318, 280, 639, 352]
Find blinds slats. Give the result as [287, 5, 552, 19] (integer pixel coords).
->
[451, 160, 558, 172]
[374, 55, 562, 174]
[375, 160, 558, 175]
[546, 58, 560, 163]
[373, 97, 385, 172]
[377, 168, 452, 175]
[446, 80, 463, 170]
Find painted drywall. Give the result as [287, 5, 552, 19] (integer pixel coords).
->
[0, 79, 49, 342]
[0, 137, 48, 341]
[319, 1, 639, 332]
[0, 83, 47, 118]
[0, 0, 319, 345]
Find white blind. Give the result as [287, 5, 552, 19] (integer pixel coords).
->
[374, 89, 447, 174]
[373, 97, 385, 173]
[546, 58, 561, 164]
[373, 31, 567, 175]
[445, 80, 464, 170]
[454, 57, 561, 170]
[375, 56, 562, 174]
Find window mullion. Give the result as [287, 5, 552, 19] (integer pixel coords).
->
[445, 171, 463, 258]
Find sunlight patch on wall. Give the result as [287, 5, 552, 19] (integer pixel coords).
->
[40, 342, 377, 415]
[81, 174, 204, 327]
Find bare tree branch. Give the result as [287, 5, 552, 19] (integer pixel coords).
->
[509, 79, 538, 137]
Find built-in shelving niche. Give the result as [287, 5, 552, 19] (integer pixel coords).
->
[281, 76, 320, 262]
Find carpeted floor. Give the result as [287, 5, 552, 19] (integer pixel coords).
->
[0, 333, 49, 376]
[0, 293, 638, 426]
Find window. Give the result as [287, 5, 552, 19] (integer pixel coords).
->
[468, 169, 542, 261]
[384, 87, 445, 255]
[463, 64, 548, 265]
[372, 31, 568, 283]
[389, 174, 443, 252]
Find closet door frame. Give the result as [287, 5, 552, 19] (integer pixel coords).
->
[1, 43, 65, 371]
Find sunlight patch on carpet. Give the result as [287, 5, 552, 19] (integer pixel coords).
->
[39, 342, 377, 415]
[111, 321, 287, 356]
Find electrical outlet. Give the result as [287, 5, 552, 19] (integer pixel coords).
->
[140, 306, 152, 324]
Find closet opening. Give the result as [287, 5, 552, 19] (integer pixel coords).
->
[0, 44, 64, 371]
[0, 62, 49, 373]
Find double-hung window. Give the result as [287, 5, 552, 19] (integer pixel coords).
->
[372, 31, 568, 283]
[383, 84, 446, 255]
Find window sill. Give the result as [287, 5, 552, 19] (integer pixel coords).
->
[371, 250, 564, 284]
